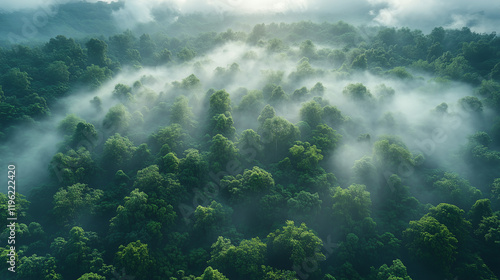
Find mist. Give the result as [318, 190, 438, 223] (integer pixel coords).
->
[2, 0, 499, 45]
[1, 1, 500, 280]
[0, 32, 487, 194]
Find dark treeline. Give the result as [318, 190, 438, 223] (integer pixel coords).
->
[1, 5, 500, 280]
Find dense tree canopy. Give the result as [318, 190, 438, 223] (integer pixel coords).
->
[2, 4, 500, 280]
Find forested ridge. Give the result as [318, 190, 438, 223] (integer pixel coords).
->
[1, 5, 500, 280]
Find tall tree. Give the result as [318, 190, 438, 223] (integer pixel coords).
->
[52, 183, 103, 226]
[102, 133, 135, 172]
[209, 134, 239, 172]
[259, 116, 300, 159]
[331, 184, 372, 232]
[115, 240, 152, 280]
[209, 90, 232, 117]
[209, 236, 267, 279]
[403, 216, 458, 275]
[86, 38, 108, 66]
[267, 221, 325, 271]
[300, 100, 323, 128]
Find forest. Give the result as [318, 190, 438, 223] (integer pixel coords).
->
[1, 1, 500, 280]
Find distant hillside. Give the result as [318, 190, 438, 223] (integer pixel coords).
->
[0, 1, 121, 46]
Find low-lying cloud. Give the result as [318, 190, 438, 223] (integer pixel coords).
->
[2, 0, 499, 33]
[367, 0, 500, 33]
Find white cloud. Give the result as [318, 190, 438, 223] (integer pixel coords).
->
[1, 0, 499, 34]
[0, 0, 118, 13]
[366, 0, 500, 32]
[0, 0, 62, 12]
[110, 0, 500, 33]
[111, 0, 156, 29]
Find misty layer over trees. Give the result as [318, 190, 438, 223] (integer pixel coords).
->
[1, 1, 500, 280]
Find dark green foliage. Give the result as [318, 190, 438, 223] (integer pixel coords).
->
[139, 33, 156, 59]
[269, 85, 287, 105]
[171, 95, 196, 129]
[49, 227, 109, 279]
[300, 100, 323, 128]
[133, 165, 164, 194]
[369, 259, 412, 280]
[287, 191, 322, 220]
[18, 254, 62, 280]
[209, 134, 239, 171]
[375, 175, 423, 234]
[259, 116, 300, 159]
[194, 201, 233, 233]
[80, 65, 112, 89]
[46, 61, 70, 83]
[475, 215, 500, 247]
[109, 189, 177, 244]
[248, 23, 266, 44]
[373, 136, 414, 173]
[3, 68, 32, 97]
[238, 129, 263, 159]
[267, 221, 325, 270]
[50, 147, 97, 185]
[221, 166, 275, 204]
[112, 83, 132, 102]
[261, 265, 298, 279]
[300, 40, 317, 59]
[331, 184, 372, 231]
[77, 273, 106, 280]
[102, 133, 135, 172]
[458, 96, 483, 112]
[258, 104, 276, 124]
[103, 104, 130, 133]
[289, 141, 323, 172]
[289, 57, 317, 81]
[210, 112, 236, 139]
[115, 240, 153, 280]
[342, 83, 373, 102]
[351, 54, 367, 70]
[236, 90, 265, 115]
[4, 9, 500, 280]
[53, 184, 103, 225]
[209, 236, 266, 279]
[152, 124, 190, 155]
[86, 38, 108, 67]
[177, 47, 196, 62]
[160, 152, 180, 174]
[267, 38, 287, 53]
[311, 124, 342, 154]
[174, 74, 201, 91]
[198, 266, 229, 280]
[70, 122, 98, 150]
[403, 216, 458, 274]
[292, 86, 309, 102]
[431, 173, 482, 209]
[178, 149, 208, 190]
[469, 199, 493, 228]
[386, 66, 413, 80]
[352, 156, 377, 187]
[425, 203, 472, 246]
[45, 35, 86, 70]
[322, 105, 345, 128]
[477, 80, 500, 110]
[335, 232, 401, 275]
[156, 48, 173, 65]
[492, 178, 500, 206]
[311, 82, 325, 96]
[209, 90, 232, 117]
[58, 114, 84, 136]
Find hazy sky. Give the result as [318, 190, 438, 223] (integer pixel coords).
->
[1, 0, 499, 33]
